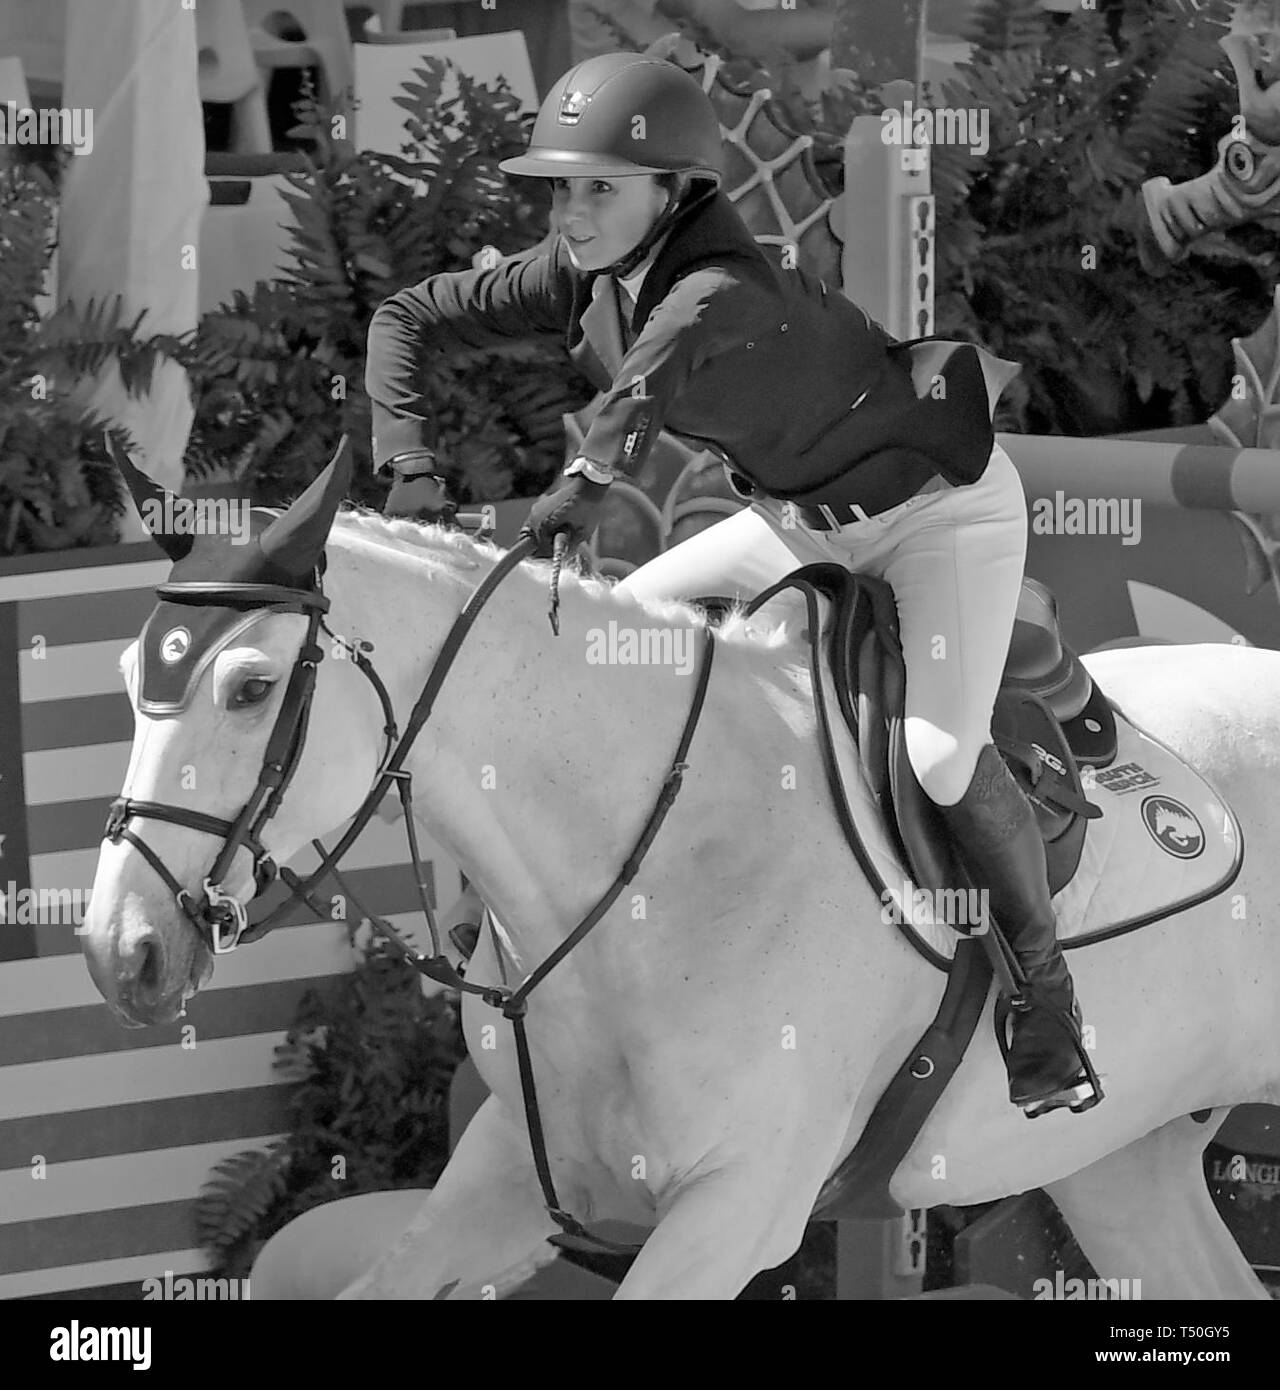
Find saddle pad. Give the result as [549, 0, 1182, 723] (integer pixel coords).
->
[816, 660, 1243, 968]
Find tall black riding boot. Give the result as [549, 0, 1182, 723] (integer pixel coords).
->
[937, 744, 1102, 1117]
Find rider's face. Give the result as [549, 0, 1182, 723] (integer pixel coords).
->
[551, 175, 671, 272]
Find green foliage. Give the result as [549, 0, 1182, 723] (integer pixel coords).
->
[195, 1147, 290, 1261]
[0, 62, 594, 558]
[926, 0, 1272, 434]
[194, 931, 467, 1280]
[0, 160, 170, 554]
[964, 0, 1053, 53]
[182, 64, 595, 509]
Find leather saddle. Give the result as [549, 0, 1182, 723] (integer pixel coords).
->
[704, 565, 1115, 914]
[838, 567, 1113, 909]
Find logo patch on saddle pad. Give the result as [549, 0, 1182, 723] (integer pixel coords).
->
[1091, 760, 1159, 795]
[819, 659, 1242, 963]
[1141, 796, 1205, 860]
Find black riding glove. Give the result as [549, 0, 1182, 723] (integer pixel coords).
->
[520, 475, 609, 556]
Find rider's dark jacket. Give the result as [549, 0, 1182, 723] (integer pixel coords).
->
[365, 191, 998, 513]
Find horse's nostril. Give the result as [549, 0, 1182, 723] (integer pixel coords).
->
[135, 936, 163, 999]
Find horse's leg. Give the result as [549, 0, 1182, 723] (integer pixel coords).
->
[1043, 1110, 1267, 1300]
[333, 1095, 563, 1299]
[612, 1155, 820, 1300]
[250, 1189, 529, 1299]
[251, 1191, 416, 1298]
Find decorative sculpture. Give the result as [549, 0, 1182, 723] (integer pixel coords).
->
[1208, 286, 1280, 599]
[1141, 0, 1280, 267]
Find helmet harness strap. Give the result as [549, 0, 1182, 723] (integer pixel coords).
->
[600, 176, 719, 280]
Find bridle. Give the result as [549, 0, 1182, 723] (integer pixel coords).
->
[105, 579, 332, 955]
[103, 527, 716, 1254]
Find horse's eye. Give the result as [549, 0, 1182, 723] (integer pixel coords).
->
[232, 676, 274, 708]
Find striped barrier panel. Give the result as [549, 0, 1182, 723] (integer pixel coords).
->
[0, 539, 462, 1299]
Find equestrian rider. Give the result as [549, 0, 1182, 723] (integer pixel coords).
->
[365, 52, 1102, 1119]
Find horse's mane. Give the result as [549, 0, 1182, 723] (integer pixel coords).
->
[331, 504, 800, 657]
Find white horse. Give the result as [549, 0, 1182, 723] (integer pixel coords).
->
[81, 485, 1280, 1300]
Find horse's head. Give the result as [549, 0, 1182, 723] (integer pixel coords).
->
[82, 439, 387, 1026]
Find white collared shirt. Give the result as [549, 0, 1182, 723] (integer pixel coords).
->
[615, 229, 672, 323]
[616, 262, 648, 315]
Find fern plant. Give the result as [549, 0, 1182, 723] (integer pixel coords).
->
[0, 157, 184, 554]
[1, 61, 596, 557]
[195, 929, 468, 1281]
[926, 0, 1273, 435]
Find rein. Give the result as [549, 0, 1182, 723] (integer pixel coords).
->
[107, 526, 716, 1256]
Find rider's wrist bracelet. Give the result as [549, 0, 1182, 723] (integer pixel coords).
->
[563, 456, 616, 486]
[385, 448, 439, 479]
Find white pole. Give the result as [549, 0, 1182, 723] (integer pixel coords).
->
[59, 0, 207, 534]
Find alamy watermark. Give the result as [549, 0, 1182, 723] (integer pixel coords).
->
[1033, 1271, 1142, 1300]
[1031, 492, 1142, 546]
[141, 1270, 251, 1300]
[880, 879, 989, 931]
[881, 100, 990, 158]
[50, 1323, 150, 1370]
[0, 883, 91, 927]
[138, 495, 253, 545]
[2, 103, 93, 156]
[585, 621, 695, 675]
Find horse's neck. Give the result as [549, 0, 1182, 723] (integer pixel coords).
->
[328, 527, 742, 972]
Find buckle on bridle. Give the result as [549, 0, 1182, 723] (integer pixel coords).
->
[202, 878, 249, 954]
[105, 797, 128, 842]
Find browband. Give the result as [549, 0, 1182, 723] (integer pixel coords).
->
[156, 581, 330, 613]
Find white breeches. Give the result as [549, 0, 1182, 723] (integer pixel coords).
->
[615, 443, 1028, 807]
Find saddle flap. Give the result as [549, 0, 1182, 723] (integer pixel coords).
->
[1004, 578, 1094, 724]
[804, 567, 1098, 906]
[990, 688, 1094, 897]
[1005, 579, 1062, 679]
[1059, 681, 1119, 767]
[746, 562, 1106, 929]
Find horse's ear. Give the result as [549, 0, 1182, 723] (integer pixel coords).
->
[258, 435, 352, 579]
[105, 431, 195, 562]
[641, 32, 685, 62]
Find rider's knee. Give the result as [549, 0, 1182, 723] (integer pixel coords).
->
[903, 719, 980, 806]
